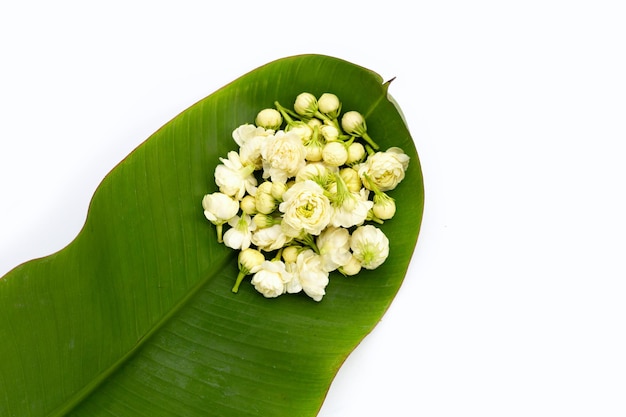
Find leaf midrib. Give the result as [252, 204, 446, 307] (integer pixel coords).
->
[46, 253, 236, 417]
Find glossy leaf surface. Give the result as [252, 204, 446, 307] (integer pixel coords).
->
[0, 54, 424, 417]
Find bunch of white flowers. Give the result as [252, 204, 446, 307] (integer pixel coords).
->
[202, 92, 409, 302]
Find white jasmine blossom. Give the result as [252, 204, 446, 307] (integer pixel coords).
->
[232, 124, 274, 170]
[255, 108, 283, 130]
[202, 192, 239, 224]
[214, 151, 258, 199]
[223, 214, 256, 251]
[238, 134, 266, 170]
[279, 180, 332, 237]
[316, 226, 352, 272]
[387, 147, 410, 171]
[232, 123, 256, 145]
[358, 147, 409, 192]
[251, 260, 293, 298]
[329, 174, 373, 229]
[202, 192, 239, 242]
[251, 224, 292, 252]
[284, 261, 302, 295]
[261, 130, 307, 183]
[232, 124, 270, 147]
[292, 249, 329, 302]
[350, 225, 390, 270]
[331, 187, 372, 229]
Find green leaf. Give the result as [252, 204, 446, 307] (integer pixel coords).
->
[0, 54, 424, 417]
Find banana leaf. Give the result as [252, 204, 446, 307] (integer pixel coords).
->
[0, 54, 424, 417]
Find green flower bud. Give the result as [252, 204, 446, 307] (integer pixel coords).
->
[257, 181, 274, 195]
[255, 181, 277, 214]
[239, 248, 265, 273]
[341, 111, 366, 135]
[270, 181, 287, 201]
[240, 194, 258, 215]
[346, 141, 366, 165]
[255, 108, 283, 130]
[320, 124, 340, 142]
[294, 92, 318, 118]
[307, 118, 323, 129]
[322, 141, 348, 167]
[339, 167, 362, 193]
[339, 255, 362, 276]
[372, 194, 396, 220]
[255, 192, 277, 215]
[287, 121, 313, 142]
[233, 248, 266, 293]
[305, 140, 324, 162]
[282, 245, 300, 264]
[253, 213, 279, 228]
[341, 110, 379, 150]
[317, 93, 342, 119]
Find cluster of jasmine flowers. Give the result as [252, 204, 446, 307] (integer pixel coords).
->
[202, 92, 409, 301]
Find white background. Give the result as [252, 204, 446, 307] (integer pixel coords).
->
[1, 1, 625, 416]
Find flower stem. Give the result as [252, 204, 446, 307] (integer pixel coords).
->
[314, 110, 330, 122]
[367, 212, 385, 224]
[216, 223, 223, 243]
[232, 270, 246, 293]
[274, 101, 297, 125]
[298, 233, 320, 254]
[332, 172, 350, 207]
[361, 132, 380, 150]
